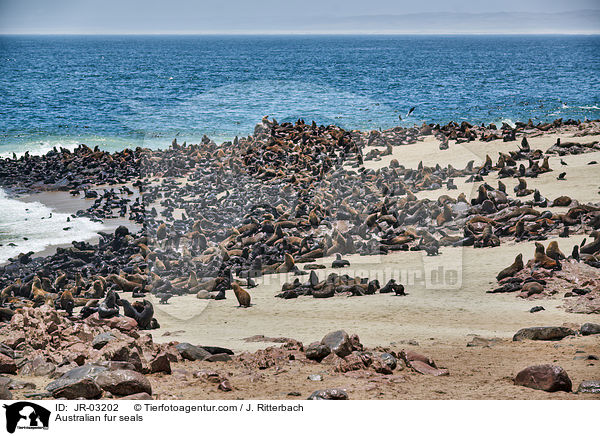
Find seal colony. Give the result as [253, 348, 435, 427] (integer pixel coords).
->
[0, 117, 599, 399]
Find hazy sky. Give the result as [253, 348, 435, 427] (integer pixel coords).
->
[0, 0, 599, 34]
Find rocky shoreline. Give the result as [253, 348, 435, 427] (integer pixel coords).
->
[0, 116, 599, 399]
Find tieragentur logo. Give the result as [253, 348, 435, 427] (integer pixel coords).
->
[3, 402, 50, 433]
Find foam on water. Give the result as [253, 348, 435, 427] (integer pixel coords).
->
[0, 189, 105, 264]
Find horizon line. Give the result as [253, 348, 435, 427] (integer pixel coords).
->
[1, 32, 600, 36]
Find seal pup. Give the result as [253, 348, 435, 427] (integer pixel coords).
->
[232, 282, 251, 307]
[496, 254, 523, 281]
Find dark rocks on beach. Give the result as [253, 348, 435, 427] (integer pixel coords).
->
[95, 369, 152, 396]
[514, 364, 572, 392]
[307, 388, 348, 400]
[305, 342, 331, 362]
[46, 365, 107, 399]
[149, 353, 172, 374]
[529, 306, 545, 313]
[92, 332, 116, 350]
[175, 343, 212, 361]
[512, 326, 575, 341]
[580, 323, 600, 336]
[321, 330, 353, 358]
[0, 353, 17, 374]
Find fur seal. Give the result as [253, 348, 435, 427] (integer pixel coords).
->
[98, 289, 120, 319]
[118, 298, 155, 329]
[58, 287, 75, 316]
[232, 282, 251, 307]
[546, 241, 565, 261]
[331, 253, 350, 268]
[496, 254, 524, 281]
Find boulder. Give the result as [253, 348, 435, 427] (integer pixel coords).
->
[513, 326, 575, 341]
[47, 365, 107, 399]
[46, 365, 107, 400]
[577, 380, 600, 394]
[0, 353, 17, 374]
[305, 342, 331, 362]
[307, 388, 348, 400]
[92, 332, 116, 350]
[148, 353, 171, 374]
[514, 364, 572, 392]
[580, 323, 600, 336]
[20, 356, 56, 377]
[205, 353, 232, 362]
[321, 330, 352, 358]
[95, 369, 152, 396]
[175, 343, 212, 361]
[380, 353, 397, 370]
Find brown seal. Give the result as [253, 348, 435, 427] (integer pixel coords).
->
[496, 254, 524, 281]
[546, 241, 565, 261]
[232, 282, 251, 307]
[58, 287, 75, 316]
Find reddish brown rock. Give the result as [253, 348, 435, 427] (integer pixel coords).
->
[514, 364, 572, 392]
[95, 369, 152, 396]
[321, 330, 353, 358]
[149, 353, 171, 374]
[0, 353, 17, 374]
[409, 360, 449, 376]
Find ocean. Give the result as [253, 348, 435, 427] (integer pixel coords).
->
[0, 35, 599, 261]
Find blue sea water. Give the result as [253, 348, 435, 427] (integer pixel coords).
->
[0, 35, 599, 261]
[1, 35, 599, 156]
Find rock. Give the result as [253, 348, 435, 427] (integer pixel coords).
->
[380, 353, 397, 370]
[175, 343, 212, 361]
[372, 357, 394, 374]
[46, 364, 107, 399]
[577, 380, 600, 394]
[530, 306, 545, 313]
[580, 323, 600, 336]
[305, 342, 331, 362]
[120, 392, 153, 400]
[0, 343, 15, 359]
[513, 326, 575, 341]
[409, 360, 449, 376]
[307, 388, 348, 400]
[334, 351, 370, 373]
[0, 377, 12, 400]
[92, 332, 116, 350]
[149, 353, 171, 374]
[95, 369, 152, 396]
[514, 364, 572, 392]
[205, 353, 232, 362]
[321, 330, 352, 358]
[307, 374, 323, 381]
[0, 353, 17, 374]
[20, 357, 56, 377]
